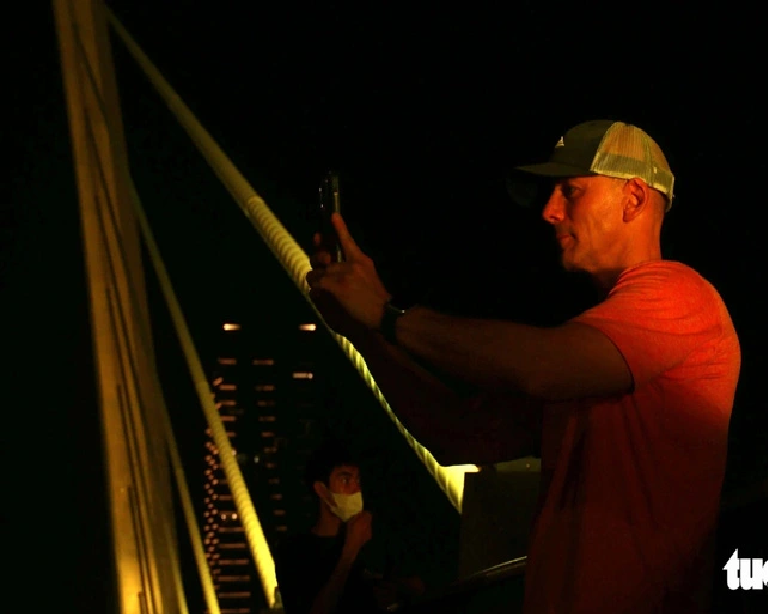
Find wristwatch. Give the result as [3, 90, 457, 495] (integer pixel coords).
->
[379, 300, 406, 345]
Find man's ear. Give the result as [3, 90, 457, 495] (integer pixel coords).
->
[622, 178, 649, 222]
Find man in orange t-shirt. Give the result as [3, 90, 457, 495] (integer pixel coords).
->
[305, 120, 740, 613]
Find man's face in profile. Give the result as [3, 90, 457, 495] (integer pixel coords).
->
[541, 176, 628, 275]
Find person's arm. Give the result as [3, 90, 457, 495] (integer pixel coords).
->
[350, 328, 541, 465]
[309, 511, 373, 614]
[390, 306, 632, 402]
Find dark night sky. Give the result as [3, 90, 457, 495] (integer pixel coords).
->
[7, 3, 766, 612]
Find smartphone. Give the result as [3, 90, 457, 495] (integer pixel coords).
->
[318, 170, 344, 263]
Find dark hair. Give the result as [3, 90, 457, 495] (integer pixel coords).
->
[303, 440, 360, 489]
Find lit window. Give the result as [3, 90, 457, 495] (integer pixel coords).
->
[220, 415, 236, 422]
[263, 446, 277, 453]
[270, 493, 283, 501]
[219, 575, 251, 582]
[256, 400, 276, 407]
[265, 462, 277, 469]
[218, 358, 237, 365]
[220, 384, 237, 391]
[255, 384, 275, 392]
[258, 415, 276, 422]
[252, 358, 275, 366]
[274, 509, 286, 516]
[223, 323, 241, 331]
[268, 478, 280, 485]
[232, 513, 238, 520]
[299, 323, 317, 331]
[292, 372, 313, 379]
[261, 431, 276, 438]
[276, 526, 288, 532]
[220, 399, 236, 407]
[212, 377, 223, 386]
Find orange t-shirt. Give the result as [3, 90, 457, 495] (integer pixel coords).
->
[523, 261, 740, 614]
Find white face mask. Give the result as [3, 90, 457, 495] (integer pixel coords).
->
[328, 491, 364, 522]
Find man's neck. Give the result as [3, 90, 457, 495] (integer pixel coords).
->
[592, 249, 664, 298]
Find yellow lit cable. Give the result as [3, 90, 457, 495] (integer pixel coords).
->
[128, 180, 279, 607]
[106, 8, 477, 513]
[63, 3, 220, 614]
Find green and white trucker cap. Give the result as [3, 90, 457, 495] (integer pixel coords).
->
[509, 120, 674, 211]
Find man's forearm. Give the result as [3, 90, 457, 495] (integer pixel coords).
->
[392, 306, 633, 401]
[394, 306, 545, 395]
[309, 552, 356, 614]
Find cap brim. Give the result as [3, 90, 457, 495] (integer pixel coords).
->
[507, 163, 597, 207]
[513, 161, 597, 178]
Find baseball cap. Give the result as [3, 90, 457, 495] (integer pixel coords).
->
[508, 120, 675, 211]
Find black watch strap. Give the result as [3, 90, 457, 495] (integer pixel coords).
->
[379, 301, 406, 345]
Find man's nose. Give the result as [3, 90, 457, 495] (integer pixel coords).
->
[542, 191, 565, 225]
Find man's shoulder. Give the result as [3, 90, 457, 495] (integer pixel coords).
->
[575, 259, 728, 331]
[619, 259, 706, 286]
[612, 260, 721, 304]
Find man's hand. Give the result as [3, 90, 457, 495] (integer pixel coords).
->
[306, 213, 391, 338]
[341, 510, 373, 560]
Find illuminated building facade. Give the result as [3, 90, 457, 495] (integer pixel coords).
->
[204, 319, 327, 613]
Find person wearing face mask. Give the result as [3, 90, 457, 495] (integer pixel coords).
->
[274, 442, 424, 614]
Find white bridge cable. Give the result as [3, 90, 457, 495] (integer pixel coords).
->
[106, 8, 477, 513]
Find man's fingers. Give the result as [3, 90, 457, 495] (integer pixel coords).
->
[309, 249, 332, 269]
[305, 269, 321, 286]
[332, 213, 363, 260]
[306, 262, 347, 286]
